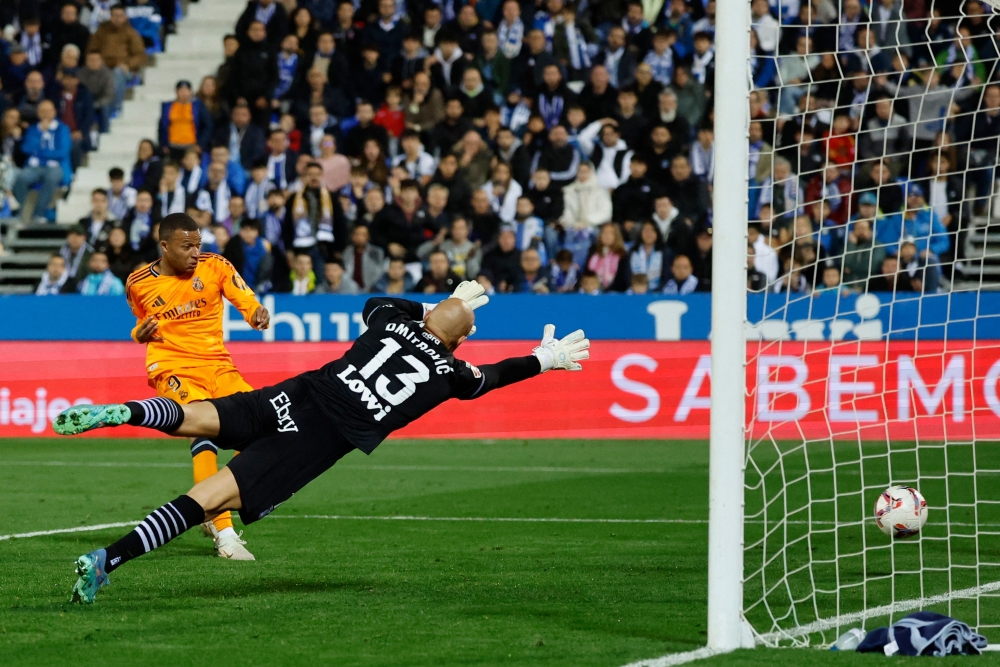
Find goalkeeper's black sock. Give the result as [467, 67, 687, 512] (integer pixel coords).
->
[104, 495, 204, 573]
[124, 398, 184, 433]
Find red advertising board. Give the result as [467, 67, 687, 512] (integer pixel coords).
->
[2, 341, 1000, 440]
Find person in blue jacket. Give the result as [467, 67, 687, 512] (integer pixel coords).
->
[12, 99, 73, 222]
[875, 182, 951, 262]
[158, 80, 214, 161]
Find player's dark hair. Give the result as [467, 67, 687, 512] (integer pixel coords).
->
[160, 213, 199, 241]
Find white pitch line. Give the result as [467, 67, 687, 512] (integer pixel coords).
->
[0, 521, 139, 541]
[619, 647, 723, 667]
[0, 461, 665, 474]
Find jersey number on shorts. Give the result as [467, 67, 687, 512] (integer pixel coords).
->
[358, 338, 430, 406]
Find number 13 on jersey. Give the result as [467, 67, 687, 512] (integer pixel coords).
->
[337, 338, 430, 421]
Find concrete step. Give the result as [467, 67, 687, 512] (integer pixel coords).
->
[0, 285, 35, 295]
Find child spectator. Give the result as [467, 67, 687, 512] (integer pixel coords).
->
[578, 270, 601, 295]
[586, 223, 630, 293]
[549, 249, 580, 293]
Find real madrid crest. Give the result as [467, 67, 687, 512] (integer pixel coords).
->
[192, 276, 204, 292]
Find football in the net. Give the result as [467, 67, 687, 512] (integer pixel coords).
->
[874, 486, 928, 539]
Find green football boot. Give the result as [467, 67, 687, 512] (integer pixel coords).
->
[53, 404, 131, 436]
[71, 549, 110, 604]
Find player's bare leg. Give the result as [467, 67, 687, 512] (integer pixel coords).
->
[53, 397, 220, 437]
[71, 467, 244, 604]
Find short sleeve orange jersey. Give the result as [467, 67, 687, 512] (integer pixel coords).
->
[126, 253, 262, 376]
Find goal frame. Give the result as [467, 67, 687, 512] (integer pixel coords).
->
[706, 0, 751, 653]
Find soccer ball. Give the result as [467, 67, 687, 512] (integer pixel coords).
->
[874, 485, 928, 539]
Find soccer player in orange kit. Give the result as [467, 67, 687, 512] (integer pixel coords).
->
[125, 213, 270, 560]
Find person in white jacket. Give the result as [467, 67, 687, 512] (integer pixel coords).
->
[557, 162, 613, 266]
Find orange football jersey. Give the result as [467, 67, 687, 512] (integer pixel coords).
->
[126, 253, 262, 376]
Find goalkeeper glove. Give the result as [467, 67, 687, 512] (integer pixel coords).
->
[451, 281, 490, 310]
[532, 324, 590, 372]
[448, 280, 489, 336]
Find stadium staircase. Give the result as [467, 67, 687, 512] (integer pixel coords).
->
[0, 0, 243, 294]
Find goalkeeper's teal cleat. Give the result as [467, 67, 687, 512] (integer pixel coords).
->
[71, 549, 109, 604]
[53, 404, 130, 435]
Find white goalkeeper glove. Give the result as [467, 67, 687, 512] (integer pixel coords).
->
[448, 280, 489, 336]
[532, 324, 590, 372]
[451, 280, 490, 311]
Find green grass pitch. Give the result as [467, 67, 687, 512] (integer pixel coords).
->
[1, 437, 999, 666]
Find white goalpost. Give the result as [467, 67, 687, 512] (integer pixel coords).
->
[706, 0, 1000, 657]
[707, 0, 752, 654]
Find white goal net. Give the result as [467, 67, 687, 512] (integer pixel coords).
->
[739, 0, 1000, 647]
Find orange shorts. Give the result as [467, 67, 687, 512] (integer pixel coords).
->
[153, 365, 253, 404]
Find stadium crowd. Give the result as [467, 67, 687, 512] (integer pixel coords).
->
[0, 0, 993, 296]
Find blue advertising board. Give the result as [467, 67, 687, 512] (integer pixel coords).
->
[0, 291, 995, 341]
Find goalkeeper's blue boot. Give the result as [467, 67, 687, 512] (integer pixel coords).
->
[53, 404, 130, 436]
[71, 549, 109, 604]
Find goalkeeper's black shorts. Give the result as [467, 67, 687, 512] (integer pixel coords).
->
[207, 377, 355, 524]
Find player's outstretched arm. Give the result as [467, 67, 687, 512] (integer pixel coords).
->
[457, 325, 590, 400]
[53, 398, 221, 438]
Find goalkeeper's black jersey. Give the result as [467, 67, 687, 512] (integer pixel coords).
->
[301, 298, 530, 454]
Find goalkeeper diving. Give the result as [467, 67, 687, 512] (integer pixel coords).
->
[53, 281, 590, 604]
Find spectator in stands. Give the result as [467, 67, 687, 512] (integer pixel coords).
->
[430, 152, 472, 215]
[468, 188, 502, 246]
[79, 51, 115, 132]
[342, 224, 386, 293]
[629, 221, 667, 291]
[558, 161, 613, 266]
[13, 100, 72, 222]
[130, 138, 163, 191]
[2, 45, 31, 103]
[236, 0, 289, 47]
[79, 188, 117, 249]
[59, 224, 94, 284]
[372, 256, 414, 293]
[594, 26, 636, 90]
[214, 102, 266, 171]
[663, 254, 700, 294]
[196, 161, 233, 224]
[89, 5, 147, 116]
[264, 128, 297, 191]
[229, 21, 278, 126]
[414, 248, 461, 294]
[105, 225, 134, 281]
[159, 80, 213, 160]
[419, 215, 479, 281]
[515, 247, 549, 293]
[16, 70, 48, 126]
[867, 256, 913, 293]
[106, 167, 137, 220]
[577, 270, 601, 295]
[480, 227, 521, 292]
[223, 219, 273, 291]
[47, 3, 92, 69]
[283, 160, 346, 272]
[36, 254, 77, 295]
[78, 250, 125, 295]
[314, 256, 359, 294]
[56, 68, 94, 171]
[586, 222, 630, 292]
[287, 251, 316, 294]
[122, 189, 158, 251]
